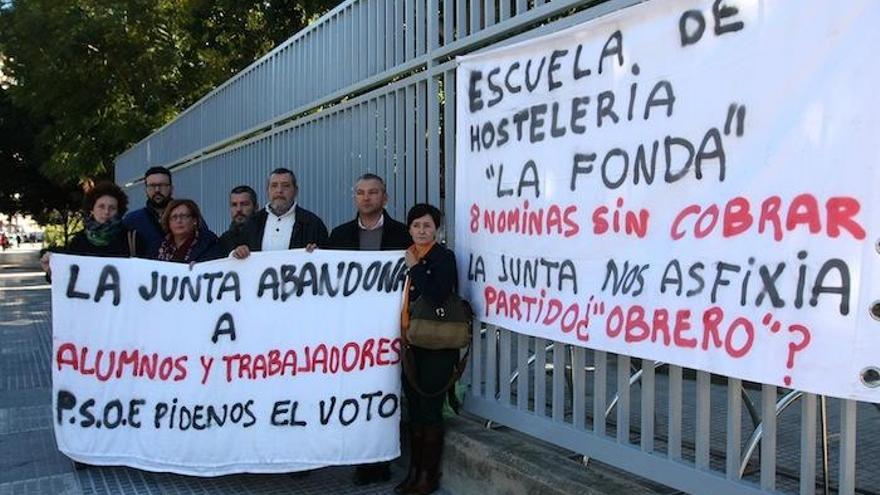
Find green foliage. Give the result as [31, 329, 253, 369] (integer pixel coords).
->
[0, 0, 340, 196]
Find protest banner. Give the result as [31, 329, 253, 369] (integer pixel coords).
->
[454, 0, 880, 402]
[50, 250, 406, 475]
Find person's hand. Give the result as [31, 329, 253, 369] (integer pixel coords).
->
[305, 243, 318, 253]
[232, 245, 250, 259]
[404, 246, 419, 268]
[40, 252, 51, 275]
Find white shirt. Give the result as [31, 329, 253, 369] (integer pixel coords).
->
[261, 202, 297, 251]
[357, 213, 385, 231]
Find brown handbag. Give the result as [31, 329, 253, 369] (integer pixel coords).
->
[404, 277, 473, 350]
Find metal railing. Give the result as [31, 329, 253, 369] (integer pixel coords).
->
[115, 1, 875, 493]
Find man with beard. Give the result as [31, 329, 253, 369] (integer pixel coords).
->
[219, 185, 257, 254]
[232, 167, 328, 258]
[327, 173, 410, 486]
[123, 166, 176, 257]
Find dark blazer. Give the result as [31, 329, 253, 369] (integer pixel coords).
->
[153, 230, 223, 263]
[408, 243, 457, 306]
[218, 222, 248, 254]
[241, 206, 329, 251]
[327, 210, 412, 250]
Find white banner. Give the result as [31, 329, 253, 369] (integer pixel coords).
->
[51, 250, 406, 475]
[455, 0, 880, 402]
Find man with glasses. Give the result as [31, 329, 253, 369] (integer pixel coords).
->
[219, 185, 258, 254]
[123, 166, 176, 257]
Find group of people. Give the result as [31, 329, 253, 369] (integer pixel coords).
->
[42, 165, 459, 495]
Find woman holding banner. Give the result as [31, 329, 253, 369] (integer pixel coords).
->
[40, 181, 145, 276]
[154, 199, 221, 263]
[397, 203, 461, 495]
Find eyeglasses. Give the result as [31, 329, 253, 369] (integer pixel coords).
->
[170, 213, 192, 222]
[146, 183, 171, 191]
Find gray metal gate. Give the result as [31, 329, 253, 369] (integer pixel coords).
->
[115, 1, 875, 493]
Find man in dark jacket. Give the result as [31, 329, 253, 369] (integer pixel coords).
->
[231, 168, 328, 259]
[122, 166, 174, 257]
[328, 173, 410, 486]
[219, 185, 257, 254]
[328, 173, 411, 252]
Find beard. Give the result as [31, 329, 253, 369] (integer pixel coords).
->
[149, 194, 170, 209]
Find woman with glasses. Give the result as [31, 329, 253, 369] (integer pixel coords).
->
[40, 181, 145, 276]
[154, 199, 222, 263]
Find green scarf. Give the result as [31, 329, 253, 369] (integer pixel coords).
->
[85, 216, 123, 247]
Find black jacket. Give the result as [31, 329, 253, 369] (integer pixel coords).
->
[327, 210, 412, 250]
[408, 243, 457, 306]
[218, 222, 249, 254]
[241, 206, 329, 251]
[63, 229, 146, 258]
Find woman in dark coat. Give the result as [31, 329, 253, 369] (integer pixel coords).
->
[40, 181, 145, 277]
[396, 203, 460, 495]
[154, 199, 222, 263]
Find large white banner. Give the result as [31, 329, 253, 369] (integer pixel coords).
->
[51, 250, 406, 475]
[455, 0, 880, 402]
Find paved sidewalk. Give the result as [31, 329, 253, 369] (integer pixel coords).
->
[0, 247, 433, 495]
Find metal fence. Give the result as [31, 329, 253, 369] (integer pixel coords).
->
[115, 1, 875, 493]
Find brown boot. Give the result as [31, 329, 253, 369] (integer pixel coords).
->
[410, 425, 443, 495]
[394, 424, 423, 494]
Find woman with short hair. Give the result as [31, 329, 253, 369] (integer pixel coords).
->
[155, 199, 221, 263]
[396, 203, 460, 495]
[41, 181, 145, 275]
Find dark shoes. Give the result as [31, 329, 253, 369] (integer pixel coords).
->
[395, 424, 444, 495]
[353, 462, 392, 486]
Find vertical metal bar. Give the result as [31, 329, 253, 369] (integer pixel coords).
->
[456, 0, 467, 39]
[516, 334, 528, 411]
[367, 0, 376, 76]
[593, 350, 607, 436]
[405, 0, 415, 60]
[384, 2, 393, 71]
[442, 69, 456, 239]
[376, 3, 386, 74]
[427, 76, 440, 207]
[499, 0, 510, 21]
[485, 325, 498, 401]
[498, 328, 512, 406]
[486, 0, 497, 26]
[616, 354, 630, 444]
[572, 346, 586, 430]
[428, 0, 439, 51]
[820, 396, 830, 495]
[416, 0, 426, 56]
[640, 360, 655, 453]
[395, 88, 406, 215]
[534, 337, 547, 417]
[368, 98, 378, 171]
[471, 321, 482, 398]
[726, 378, 742, 480]
[516, 0, 527, 16]
[552, 342, 565, 422]
[470, 0, 481, 34]
[443, 0, 454, 46]
[838, 399, 857, 495]
[360, 0, 369, 79]
[405, 84, 416, 206]
[396, 0, 405, 65]
[695, 370, 710, 469]
[415, 80, 427, 202]
[760, 384, 777, 491]
[799, 392, 817, 495]
[668, 364, 682, 460]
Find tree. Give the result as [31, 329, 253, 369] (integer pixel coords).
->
[0, 0, 340, 182]
[0, 86, 82, 244]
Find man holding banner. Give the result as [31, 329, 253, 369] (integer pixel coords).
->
[329, 172, 411, 485]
